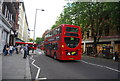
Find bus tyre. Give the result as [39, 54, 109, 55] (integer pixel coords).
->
[54, 53, 57, 60]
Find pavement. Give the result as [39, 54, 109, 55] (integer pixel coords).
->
[0, 51, 31, 80]
[0, 53, 2, 81]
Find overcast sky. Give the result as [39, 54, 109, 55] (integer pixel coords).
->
[24, 0, 67, 39]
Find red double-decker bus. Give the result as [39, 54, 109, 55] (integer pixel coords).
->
[44, 24, 82, 60]
[40, 44, 45, 50]
[15, 42, 37, 50]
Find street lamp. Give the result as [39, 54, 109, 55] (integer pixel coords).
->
[33, 9, 45, 41]
[32, 9, 45, 53]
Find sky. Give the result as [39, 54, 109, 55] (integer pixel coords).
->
[24, 0, 67, 39]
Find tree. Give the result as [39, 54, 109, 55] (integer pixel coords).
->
[29, 38, 34, 42]
[51, 2, 120, 55]
[35, 37, 44, 45]
[85, 2, 120, 55]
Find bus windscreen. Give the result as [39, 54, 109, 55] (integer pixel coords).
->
[66, 27, 78, 32]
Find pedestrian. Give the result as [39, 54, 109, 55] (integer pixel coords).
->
[15, 45, 18, 54]
[9, 44, 13, 56]
[12, 45, 16, 54]
[20, 45, 24, 54]
[3, 43, 9, 56]
[23, 44, 29, 59]
[114, 51, 119, 62]
[27, 45, 30, 56]
[17, 45, 21, 54]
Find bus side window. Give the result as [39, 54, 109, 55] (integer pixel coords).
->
[59, 26, 61, 33]
[52, 43, 58, 50]
[55, 43, 58, 50]
[56, 27, 61, 34]
[53, 30, 57, 36]
[50, 31, 52, 37]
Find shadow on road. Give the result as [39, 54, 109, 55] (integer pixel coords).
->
[58, 60, 80, 63]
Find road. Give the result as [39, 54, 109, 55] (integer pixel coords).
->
[29, 49, 120, 81]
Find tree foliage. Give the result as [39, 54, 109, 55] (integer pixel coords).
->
[51, 2, 120, 54]
[29, 38, 34, 42]
[35, 37, 44, 45]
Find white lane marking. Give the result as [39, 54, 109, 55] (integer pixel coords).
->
[36, 77, 47, 80]
[30, 55, 47, 80]
[81, 60, 120, 73]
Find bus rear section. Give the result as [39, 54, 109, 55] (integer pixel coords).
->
[58, 39, 81, 60]
[57, 25, 82, 60]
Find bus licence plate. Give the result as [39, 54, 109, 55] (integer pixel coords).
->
[69, 58, 74, 60]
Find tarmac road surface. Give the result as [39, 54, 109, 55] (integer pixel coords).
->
[29, 49, 119, 80]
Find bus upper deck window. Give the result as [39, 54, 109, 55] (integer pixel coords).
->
[66, 27, 78, 33]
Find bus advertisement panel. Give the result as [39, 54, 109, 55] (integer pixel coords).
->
[44, 24, 82, 60]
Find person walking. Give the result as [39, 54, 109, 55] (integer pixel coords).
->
[17, 45, 21, 54]
[3, 43, 9, 56]
[114, 51, 119, 62]
[12, 45, 16, 54]
[20, 45, 24, 54]
[15, 45, 18, 54]
[27, 45, 30, 56]
[23, 44, 29, 59]
[9, 44, 13, 56]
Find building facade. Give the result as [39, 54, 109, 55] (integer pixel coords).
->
[0, 1, 19, 53]
[82, 26, 120, 55]
[23, 15, 29, 42]
[0, 1, 29, 54]
[17, 2, 29, 42]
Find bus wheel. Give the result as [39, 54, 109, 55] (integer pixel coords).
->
[53, 53, 57, 60]
[45, 51, 48, 56]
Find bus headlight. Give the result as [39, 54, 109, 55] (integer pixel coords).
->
[67, 52, 71, 55]
[62, 45, 64, 48]
[66, 52, 78, 55]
